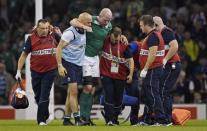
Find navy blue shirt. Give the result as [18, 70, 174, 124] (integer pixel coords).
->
[147, 31, 159, 47]
[161, 27, 176, 45]
[23, 37, 32, 53]
[124, 41, 140, 70]
[124, 41, 139, 59]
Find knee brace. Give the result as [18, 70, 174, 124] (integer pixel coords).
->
[83, 76, 93, 85]
[92, 77, 99, 87]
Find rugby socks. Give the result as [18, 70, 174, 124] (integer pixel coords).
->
[80, 92, 93, 119]
[73, 112, 80, 120]
[64, 115, 71, 119]
[63, 115, 74, 125]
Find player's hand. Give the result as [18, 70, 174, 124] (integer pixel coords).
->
[32, 25, 37, 31]
[120, 35, 128, 45]
[83, 26, 93, 32]
[15, 70, 22, 80]
[58, 64, 67, 77]
[163, 58, 167, 68]
[126, 75, 132, 84]
[140, 69, 148, 78]
[53, 26, 62, 36]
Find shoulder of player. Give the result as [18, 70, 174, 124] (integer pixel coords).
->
[162, 27, 174, 34]
[148, 31, 158, 39]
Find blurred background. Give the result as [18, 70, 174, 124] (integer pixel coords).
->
[0, 0, 207, 106]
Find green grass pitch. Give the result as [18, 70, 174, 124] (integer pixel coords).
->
[0, 120, 206, 131]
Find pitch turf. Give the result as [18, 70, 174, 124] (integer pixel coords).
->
[0, 120, 206, 131]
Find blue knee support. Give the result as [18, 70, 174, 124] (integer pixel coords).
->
[100, 95, 138, 106]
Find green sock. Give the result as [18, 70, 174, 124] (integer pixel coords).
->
[87, 93, 93, 118]
[80, 92, 93, 119]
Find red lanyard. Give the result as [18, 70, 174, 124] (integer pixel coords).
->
[109, 42, 120, 61]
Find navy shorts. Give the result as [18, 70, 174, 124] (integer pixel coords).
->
[62, 59, 83, 85]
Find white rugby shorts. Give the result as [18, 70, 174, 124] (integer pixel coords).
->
[82, 55, 100, 77]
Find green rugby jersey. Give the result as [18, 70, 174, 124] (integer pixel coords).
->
[85, 16, 112, 57]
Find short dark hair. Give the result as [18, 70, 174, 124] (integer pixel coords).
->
[37, 19, 49, 27]
[139, 15, 154, 27]
[111, 26, 122, 36]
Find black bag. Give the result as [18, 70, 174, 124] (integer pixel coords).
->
[11, 79, 29, 109]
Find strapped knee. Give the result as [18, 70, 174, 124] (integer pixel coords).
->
[92, 77, 99, 87]
[83, 76, 93, 85]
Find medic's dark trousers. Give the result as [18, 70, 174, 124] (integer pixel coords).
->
[142, 66, 166, 124]
[31, 69, 56, 124]
[160, 62, 181, 123]
[125, 71, 139, 123]
[101, 75, 125, 123]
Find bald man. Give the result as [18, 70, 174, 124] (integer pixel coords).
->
[69, 8, 113, 125]
[153, 16, 181, 125]
[56, 12, 92, 126]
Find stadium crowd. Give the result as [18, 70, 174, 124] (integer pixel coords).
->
[0, 0, 207, 106]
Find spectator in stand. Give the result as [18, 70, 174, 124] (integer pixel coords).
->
[183, 31, 199, 62]
[0, 61, 15, 105]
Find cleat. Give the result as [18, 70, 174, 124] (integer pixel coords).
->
[113, 119, 119, 125]
[134, 121, 149, 126]
[75, 118, 88, 126]
[39, 122, 47, 126]
[107, 121, 116, 126]
[164, 122, 173, 126]
[151, 123, 163, 126]
[88, 118, 96, 126]
[63, 118, 74, 126]
[81, 117, 95, 126]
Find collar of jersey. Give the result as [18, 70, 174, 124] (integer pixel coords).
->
[94, 17, 109, 28]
